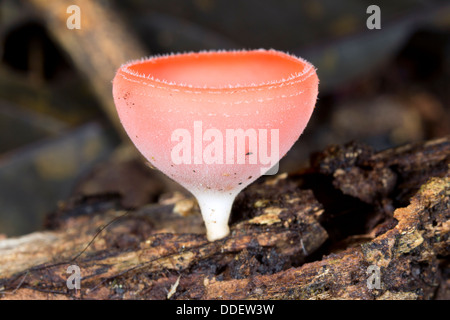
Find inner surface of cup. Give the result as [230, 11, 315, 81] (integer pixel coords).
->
[125, 50, 307, 89]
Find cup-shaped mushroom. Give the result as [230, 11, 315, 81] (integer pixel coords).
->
[113, 49, 319, 241]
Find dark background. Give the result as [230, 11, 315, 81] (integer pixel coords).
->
[0, 0, 449, 236]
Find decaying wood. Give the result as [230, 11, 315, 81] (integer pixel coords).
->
[0, 137, 448, 300]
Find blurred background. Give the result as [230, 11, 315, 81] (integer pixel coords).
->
[0, 0, 449, 237]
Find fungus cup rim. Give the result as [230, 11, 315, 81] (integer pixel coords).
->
[117, 48, 317, 92]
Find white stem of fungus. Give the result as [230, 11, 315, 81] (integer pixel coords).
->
[193, 191, 238, 241]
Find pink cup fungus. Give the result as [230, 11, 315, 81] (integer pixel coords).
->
[112, 49, 319, 241]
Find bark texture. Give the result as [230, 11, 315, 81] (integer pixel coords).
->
[0, 137, 448, 300]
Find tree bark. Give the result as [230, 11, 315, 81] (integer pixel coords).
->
[0, 136, 448, 300]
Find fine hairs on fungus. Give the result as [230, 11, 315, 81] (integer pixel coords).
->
[112, 49, 319, 241]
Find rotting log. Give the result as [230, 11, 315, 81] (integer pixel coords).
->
[0, 136, 448, 300]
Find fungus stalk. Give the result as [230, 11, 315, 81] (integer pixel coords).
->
[194, 191, 238, 241]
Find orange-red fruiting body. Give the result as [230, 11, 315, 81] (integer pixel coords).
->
[113, 49, 318, 241]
